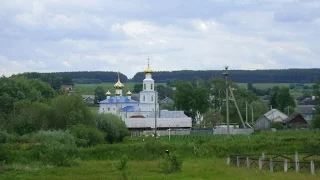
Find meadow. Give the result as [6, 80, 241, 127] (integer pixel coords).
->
[1, 131, 320, 179]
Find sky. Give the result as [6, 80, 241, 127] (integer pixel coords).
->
[0, 0, 319, 78]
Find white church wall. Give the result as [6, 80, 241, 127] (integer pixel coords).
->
[124, 118, 192, 128]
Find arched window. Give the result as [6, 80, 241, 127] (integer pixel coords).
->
[151, 84, 153, 90]
[143, 95, 145, 101]
[108, 108, 110, 111]
[144, 84, 146, 90]
[151, 95, 153, 102]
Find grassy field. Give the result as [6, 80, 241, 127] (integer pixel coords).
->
[1, 158, 317, 180]
[1, 131, 320, 179]
[74, 83, 166, 95]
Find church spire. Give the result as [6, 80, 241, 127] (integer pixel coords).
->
[144, 58, 152, 74]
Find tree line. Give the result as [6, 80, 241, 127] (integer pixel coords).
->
[132, 69, 320, 83]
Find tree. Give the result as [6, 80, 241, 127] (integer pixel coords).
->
[312, 82, 320, 128]
[96, 113, 128, 143]
[276, 87, 296, 112]
[94, 86, 106, 104]
[50, 94, 94, 129]
[174, 82, 210, 125]
[156, 85, 174, 100]
[133, 83, 143, 93]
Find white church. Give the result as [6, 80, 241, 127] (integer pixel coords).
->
[99, 60, 192, 130]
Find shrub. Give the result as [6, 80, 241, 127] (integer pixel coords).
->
[27, 130, 78, 167]
[0, 144, 9, 164]
[159, 152, 182, 173]
[70, 124, 104, 147]
[96, 114, 129, 143]
[269, 122, 284, 130]
[0, 131, 8, 143]
[117, 155, 129, 171]
[36, 140, 78, 167]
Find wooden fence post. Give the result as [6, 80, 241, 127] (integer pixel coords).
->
[311, 161, 315, 175]
[284, 159, 288, 172]
[259, 158, 262, 170]
[247, 157, 250, 168]
[270, 159, 273, 172]
[295, 151, 299, 173]
[237, 156, 240, 167]
[227, 155, 230, 165]
[262, 153, 265, 160]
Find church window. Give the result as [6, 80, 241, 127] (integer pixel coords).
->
[151, 95, 153, 102]
[144, 84, 146, 90]
[108, 108, 110, 111]
[151, 84, 153, 90]
[143, 96, 145, 101]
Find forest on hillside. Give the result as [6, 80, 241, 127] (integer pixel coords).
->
[15, 69, 320, 86]
[132, 69, 320, 83]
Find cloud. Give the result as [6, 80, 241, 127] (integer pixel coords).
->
[0, 0, 319, 78]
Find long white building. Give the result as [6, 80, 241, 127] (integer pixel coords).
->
[99, 60, 192, 130]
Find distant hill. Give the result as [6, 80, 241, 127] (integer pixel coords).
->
[131, 69, 320, 83]
[16, 69, 320, 89]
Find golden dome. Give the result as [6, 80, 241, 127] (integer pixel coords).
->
[144, 58, 152, 74]
[126, 90, 132, 96]
[114, 72, 124, 89]
[105, 90, 111, 96]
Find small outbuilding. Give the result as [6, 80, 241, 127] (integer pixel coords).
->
[254, 109, 288, 130]
[283, 113, 308, 128]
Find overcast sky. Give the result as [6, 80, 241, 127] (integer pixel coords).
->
[0, 0, 319, 78]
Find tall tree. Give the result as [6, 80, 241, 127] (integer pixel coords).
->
[133, 83, 143, 93]
[94, 86, 106, 104]
[173, 82, 210, 125]
[276, 87, 296, 112]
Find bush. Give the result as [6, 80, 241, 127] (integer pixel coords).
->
[0, 144, 9, 164]
[96, 114, 129, 143]
[70, 124, 104, 147]
[269, 122, 284, 130]
[117, 155, 129, 171]
[159, 152, 182, 173]
[0, 131, 8, 143]
[36, 140, 78, 167]
[26, 130, 78, 167]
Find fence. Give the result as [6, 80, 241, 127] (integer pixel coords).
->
[227, 152, 320, 175]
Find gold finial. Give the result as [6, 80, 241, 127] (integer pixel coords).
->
[144, 58, 152, 74]
[105, 89, 111, 95]
[114, 72, 124, 89]
[126, 90, 132, 96]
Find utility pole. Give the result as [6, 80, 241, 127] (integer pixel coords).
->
[155, 91, 157, 141]
[246, 102, 248, 124]
[251, 105, 254, 125]
[223, 66, 230, 136]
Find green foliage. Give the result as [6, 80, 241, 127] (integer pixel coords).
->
[70, 124, 104, 147]
[159, 153, 182, 173]
[0, 144, 9, 164]
[117, 155, 129, 171]
[50, 94, 94, 129]
[312, 114, 320, 129]
[174, 82, 210, 124]
[94, 86, 106, 104]
[36, 140, 78, 167]
[269, 122, 285, 130]
[133, 83, 143, 93]
[9, 101, 52, 135]
[156, 85, 174, 99]
[0, 131, 8, 143]
[0, 76, 56, 115]
[30, 130, 78, 167]
[96, 114, 129, 143]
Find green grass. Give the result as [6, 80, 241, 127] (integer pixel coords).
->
[237, 83, 313, 89]
[2, 131, 320, 179]
[74, 83, 166, 95]
[1, 158, 318, 180]
[88, 106, 99, 114]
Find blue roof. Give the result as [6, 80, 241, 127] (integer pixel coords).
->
[121, 106, 137, 112]
[99, 96, 139, 104]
